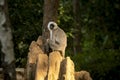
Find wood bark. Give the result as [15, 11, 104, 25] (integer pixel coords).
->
[42, 0, 59, 54]
[25, 36, 44, 80]
[35, 53, 48, 80]
[0, 0, 16, 80]
[75, 71, 92, 80]
[73, 0, 82, 54]
[26, 37, 92, 80]
[47, 51, 63, 80]
[59, 57, 75, 80]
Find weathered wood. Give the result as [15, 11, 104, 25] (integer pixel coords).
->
[0, 68, 24, 80]
[35, 53, 48, 80]
[75, 71, 92, 80]
[47, 51, 63, 80]
[25, 36, 92, 80]
[16, 68, 25, 80]
[59, 57, 75, 80]
[26, 36, 44, 80]
[36, 36, 44, 50]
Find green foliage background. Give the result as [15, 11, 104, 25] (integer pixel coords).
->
[8, 0, 120, 80]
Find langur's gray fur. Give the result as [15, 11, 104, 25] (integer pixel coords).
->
[47, 21, 67, 57]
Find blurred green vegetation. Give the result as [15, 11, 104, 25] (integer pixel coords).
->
[8, 0, 120, 80]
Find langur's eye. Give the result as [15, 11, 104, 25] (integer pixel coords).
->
[50, 24, 54, 30]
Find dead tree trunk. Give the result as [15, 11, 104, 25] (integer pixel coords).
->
[0, 0, 16, 80]
[26, 36, 92, 80]
[35, 53, 48, 80]
[59, 57, 75, 80]
[25, 36, 44, 80]
[47, 51, 63, 80]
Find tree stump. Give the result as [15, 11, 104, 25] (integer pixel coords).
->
[35, 54, 48, 80]
[26, 36, 92, 80]
[75, 71, 92, 80]
[26, 36, 44, 80]
[47, 51, 63, 80]
[59, 57, 75, 80]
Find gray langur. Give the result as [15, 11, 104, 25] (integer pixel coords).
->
[47, 21, 67, 57]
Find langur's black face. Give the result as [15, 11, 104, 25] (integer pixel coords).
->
[50, 24, 54, 30]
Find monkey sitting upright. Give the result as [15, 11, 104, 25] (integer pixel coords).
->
[47, 21, 67, 57]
